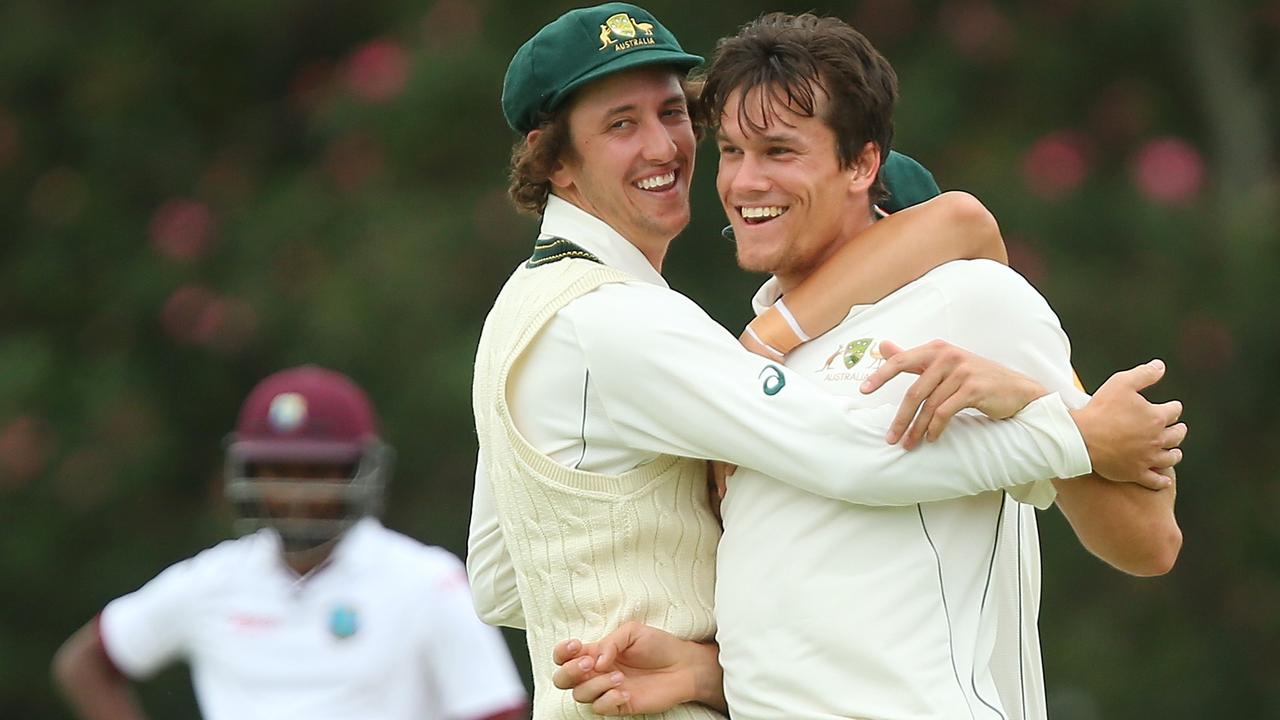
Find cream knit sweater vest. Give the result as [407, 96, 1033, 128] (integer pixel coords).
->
[473, 258, 722, 720]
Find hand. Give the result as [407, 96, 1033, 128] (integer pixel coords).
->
[1070, 359, 1185, 490]
[551, 623, 724, 715]
[860, 340, 1049, 450]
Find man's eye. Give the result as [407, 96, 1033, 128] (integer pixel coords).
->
[767, 146, 793, 156]
[662, 108, 688, 119]
[610, 119, 634, 130]
[718, 145, 741, 155]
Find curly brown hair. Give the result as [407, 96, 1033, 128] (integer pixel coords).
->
[697, 12, 898, 204]
[507, 107, 576, 217]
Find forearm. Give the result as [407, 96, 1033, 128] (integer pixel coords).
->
[52, 622, 148, 720]
[746, 192, 1007, 354]
[584, 288, 1089, 507]
[1052, 473, 1181, 576]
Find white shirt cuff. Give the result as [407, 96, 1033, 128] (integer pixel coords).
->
[1014, 392, 1092, 481]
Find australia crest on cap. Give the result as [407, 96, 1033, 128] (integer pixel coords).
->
[598, 12, 656, 52]
[268, 392, 308, 433]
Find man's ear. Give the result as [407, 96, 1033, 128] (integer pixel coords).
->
[847, 141, 881, 195]
[528, 128, 574, 190]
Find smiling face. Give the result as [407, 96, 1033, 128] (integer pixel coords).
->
[716, 84, 880, 291]
[547, 66, 696, 268]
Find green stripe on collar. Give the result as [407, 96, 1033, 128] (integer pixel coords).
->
[527, 237, 602, 268]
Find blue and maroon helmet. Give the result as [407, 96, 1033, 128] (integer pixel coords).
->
[224, 366, 393, 554]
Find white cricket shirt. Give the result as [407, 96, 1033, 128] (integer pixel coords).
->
[99, 519, 527, 720]
[716, 259, 1090, 720]
[468, 197, 1092, 630]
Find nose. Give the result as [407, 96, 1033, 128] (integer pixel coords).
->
[728, 151, 770, 196]
[639, 118, 677, 163]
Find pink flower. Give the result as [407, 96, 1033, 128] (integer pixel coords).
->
[160, 285, 256, 352]
[938, 0, 1014, 61]
[0, 416, 52, 490]
[1022, 131, 1092, 199]
[421, 0, 483, 49]
[161, 285, 217, 345]
[149, 199, 216, 263]
[342, 39, 409, 103]
[1131, 138, 1205, 206]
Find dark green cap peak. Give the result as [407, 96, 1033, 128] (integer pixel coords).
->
[502, 3, 703, 134]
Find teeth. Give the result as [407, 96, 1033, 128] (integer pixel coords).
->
[635, 172, 676, 191]
[740, 206, 788, 219]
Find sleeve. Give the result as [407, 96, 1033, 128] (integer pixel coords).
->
[98, 556, 206, 679]
[567, 282, 1091, 507]
[937, 259, 1093, 508]
[466, 450, 526, 629]
[421, 555, 528, 720]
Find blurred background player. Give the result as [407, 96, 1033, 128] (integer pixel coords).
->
[52, 365, 527, 720]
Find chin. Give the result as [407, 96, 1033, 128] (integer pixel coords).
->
[735, 247, 777, 274]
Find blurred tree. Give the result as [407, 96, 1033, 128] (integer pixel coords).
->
[1, 0, 1275, 717]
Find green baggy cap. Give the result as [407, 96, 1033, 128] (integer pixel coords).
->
[502, 2, 703, 134]
[879, 151, 941, 212]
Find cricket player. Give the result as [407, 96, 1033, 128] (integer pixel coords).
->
[471, 4, 1181, 719]
[53, 366, 527, 720]
[550, 12, 1183, 719]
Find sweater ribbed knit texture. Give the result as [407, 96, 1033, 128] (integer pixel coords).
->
[473, 259, 722, 720]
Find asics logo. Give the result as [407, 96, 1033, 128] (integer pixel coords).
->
[759, 364, 786, 396]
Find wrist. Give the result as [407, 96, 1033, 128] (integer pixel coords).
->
[745, 300, 806, 357]
[1067, 407, 1106, 474]
[687, 641, 726, 710]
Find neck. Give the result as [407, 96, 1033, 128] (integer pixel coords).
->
[636, 239, 669, 273]
[774, 204, 877, 293]
[281, 541, 336, 577]
[553, 189, 671, 274]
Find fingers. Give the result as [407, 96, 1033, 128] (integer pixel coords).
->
[1156, 399, 1183, 426]
[1108, 358, 1166, 393]
[903, 371, 965, 450]
[1136, 469, 1174, 491]
[573, 672, 627, 707]
[553, 653, 600, 691]
[590, 688, 633, 716]
[860, 340, 924, 395]
[888, 369, 940, 445]
[553, 638, 582, 666]
[878, 340, 904, 358]
[925, 389, 970, 443]
[594, 621, 641, 673]
[1149, 447, 1183, 470]
[1160, 422, 1187, 449]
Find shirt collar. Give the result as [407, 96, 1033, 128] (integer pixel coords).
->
[329, 516, 380, 566]
[258, 516, 381, 582]
[540, 195, 668, 288]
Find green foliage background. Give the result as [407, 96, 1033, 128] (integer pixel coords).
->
[1, 0, 1276, 717]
